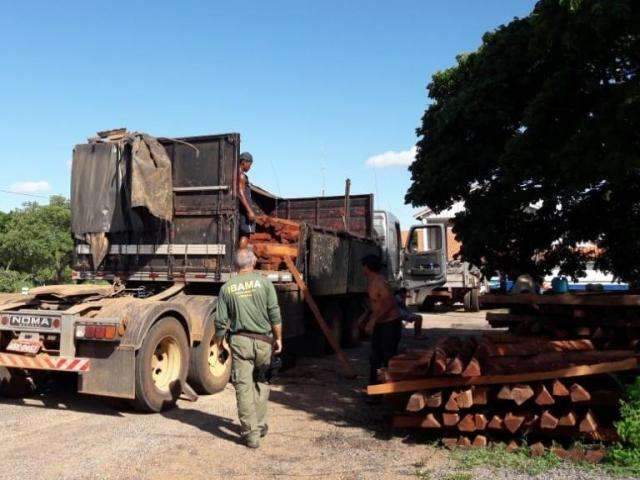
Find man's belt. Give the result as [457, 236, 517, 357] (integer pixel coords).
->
[233, 330, 274, 345]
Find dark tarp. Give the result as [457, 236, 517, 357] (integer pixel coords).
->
[129, 134, 173, 222]
[71, 142, 128, 235]
[70, 133, 173, 267]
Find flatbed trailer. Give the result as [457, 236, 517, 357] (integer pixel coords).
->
[0, 132, 379, 411]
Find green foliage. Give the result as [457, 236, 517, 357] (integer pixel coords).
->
[0, 269, 33, 293]
[407, 0, 640, 282]
[608, 378, 640, 475]
[0, 196, 73, 289]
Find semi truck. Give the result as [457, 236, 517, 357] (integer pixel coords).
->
[0, 131, 381, 412]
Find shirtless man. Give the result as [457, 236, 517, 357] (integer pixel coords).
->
[237, 152, 257, 248]
[360, 254, 403, 385]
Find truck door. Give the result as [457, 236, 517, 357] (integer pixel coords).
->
[402, 224, 447, 290]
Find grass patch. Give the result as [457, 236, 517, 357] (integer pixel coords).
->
[443, 473, 473, 480]
[450, 445, 561, 476]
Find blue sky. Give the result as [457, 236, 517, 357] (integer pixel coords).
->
[0, 0, 536, 228]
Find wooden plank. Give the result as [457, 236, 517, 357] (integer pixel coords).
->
[406, 392, 426, 412]
[392, 413, 441, 429]
[511, 384, 534, 406]
[426, 391, 443, 408]
[367, 358, 637, 395]
[540, 410, 559, 430]
[472, 387, 489, 405]
[570, 383, 592, 402]
[535, 385, 555, 406]
[552, 379, 570, 396]
[481, 292, 640, 307]
[283, 256, 355, 378]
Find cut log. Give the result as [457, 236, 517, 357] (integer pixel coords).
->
[530, 442, 546, 457]
[558, 412, 577, 427]
[552, 379, 570, 397]
[585, 448, 606, 464]
[442, 437, 458, 448]
[472, 435, 487, 447]
[506, 440, 520, 452]
[456, 389, 474, 409]
[472, 387, 489, 405]
[474, 414, 488, 431]
[570, 383, 592, 402]
[443, 413, 460, 427]
[367, 358, 638, 395]
[426, 391, 443, 408]
[432, 344, 448, 375]
[504, 412, 525, 433]
[406, 392, 427, 412]
[497, 385, 512, 400]
[458, 414, 476, 432]
[488, 415, 503, 430]
[445, 392, 460, 411]
[551, 447, 570, 459]
[535, 385, 555, 406]
[540, 410, 559, 430]
[457, 436, 472, 447]
[462, 357, 482, 377]
[446, 355, 464, 375]
[511, 384, 535, 405]
[580, 411, 598, 433]
[392, 413, 441, 429]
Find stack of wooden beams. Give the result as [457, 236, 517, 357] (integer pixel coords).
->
[250, 216, 301, 270]
[368, 332, 638, 459]
[483, 293, 640, 348]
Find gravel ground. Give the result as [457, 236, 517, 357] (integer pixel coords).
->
[0, 310, 633, 480]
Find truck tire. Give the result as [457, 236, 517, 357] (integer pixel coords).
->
[0, 367, 36, 398]
[134, 316, 189, 412]
[463, 288, 480, 312]
[188, 317, 232, 395]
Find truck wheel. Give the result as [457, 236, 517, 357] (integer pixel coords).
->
[463, 288, 480, 312]
[0, 367, 36, 398]
[188, 317, 232, 395]
[134, 316, 189, 412]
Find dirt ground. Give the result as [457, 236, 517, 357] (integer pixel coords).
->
[0, 310, 624, 480]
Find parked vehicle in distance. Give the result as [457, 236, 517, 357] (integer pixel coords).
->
[374, 212, 484, 312]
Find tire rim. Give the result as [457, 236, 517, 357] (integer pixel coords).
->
[151, 336, 182, 392]
[208, 340, 229, 377]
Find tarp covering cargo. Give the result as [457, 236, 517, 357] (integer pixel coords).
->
[70, 132, 173, 266]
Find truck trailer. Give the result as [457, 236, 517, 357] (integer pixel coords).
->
[0, 131, 380, 412]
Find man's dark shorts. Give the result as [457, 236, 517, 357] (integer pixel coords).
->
[239, 212, 256, 235]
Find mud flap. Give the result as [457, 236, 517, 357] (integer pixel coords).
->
[77, 347, 136, 399]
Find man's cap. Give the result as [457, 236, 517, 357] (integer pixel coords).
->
[239, 152, 253, 163]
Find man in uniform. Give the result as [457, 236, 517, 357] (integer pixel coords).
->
[237, 152, 257, 248]
[360, 254, 403, 386]
[215, 248, 283, 448]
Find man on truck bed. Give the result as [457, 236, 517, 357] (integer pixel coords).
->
[215, 248, 283, 449]
[360, 254, 403, 386]
[237, 152, 257, 248]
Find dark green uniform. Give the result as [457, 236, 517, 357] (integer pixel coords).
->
[215, 272, 282, 444]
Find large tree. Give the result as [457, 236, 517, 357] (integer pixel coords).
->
[406, 0, 640, 282]
[0, 196, 73, 289]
